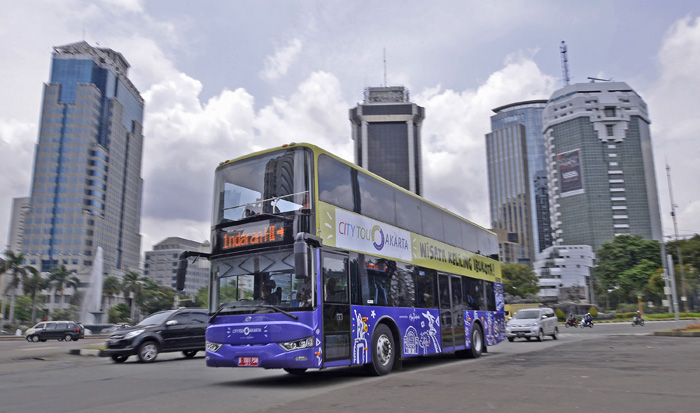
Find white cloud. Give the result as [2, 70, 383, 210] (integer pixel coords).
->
[101, 0, 144, 13]
[0, 119, 37, 249]
[648, 15, 700, 238]
[138, 70, 352, 252]
[259, 38, 303, 81]
[415, 56, 557, 226]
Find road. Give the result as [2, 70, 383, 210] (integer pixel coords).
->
[0, 320, 696, 413]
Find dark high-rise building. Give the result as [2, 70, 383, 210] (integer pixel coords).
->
[486, 100, 551, 265]
[542, 81, 662, 251]
[349, 86, 425, 195]
[21, 41, 144, 287]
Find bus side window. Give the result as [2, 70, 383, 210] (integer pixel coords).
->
[415, 268, 436, 308]
[463, 277, 481, 311]
[484, 281, 496, 311]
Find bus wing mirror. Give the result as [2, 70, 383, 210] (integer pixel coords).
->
[175, 257, 188, 291]
[176, 251, 211, 291]
[294, 233, 322, 279]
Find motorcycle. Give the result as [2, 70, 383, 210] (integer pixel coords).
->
[632, 316, 645, 327]
[581, 319, 594, 328]
[565, 319, 578, 328]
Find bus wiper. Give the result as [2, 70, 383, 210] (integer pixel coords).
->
[257, 304, 298, 320]
[209, 302, 239, 323]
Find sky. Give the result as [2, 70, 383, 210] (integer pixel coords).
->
[1, 0, 700, 261]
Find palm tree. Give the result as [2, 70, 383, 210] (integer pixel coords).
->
[23, 267, 48, 323]
[122, 270, 143, 322]
[102, 275, 122, 310]
[49, 264, 80, 312]
[1, 250, 32, 326]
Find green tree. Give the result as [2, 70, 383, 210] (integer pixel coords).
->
[22, 267, 48, 324]
[121, 270, 143, 322]
[502, 263, 540, 298]
[48, 265, 80, 311]
[102, 275, 122, 310]
[139, 279, 176, 315]
[194, 286, 208, 307]
[595, 235, 662, 303]
[1, 250, 34, 326]
[108, 303, 131, 323]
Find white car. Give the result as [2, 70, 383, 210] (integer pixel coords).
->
[505, 308, 558, 342]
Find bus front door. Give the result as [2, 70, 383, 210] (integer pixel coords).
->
[321, 253, 351, 364]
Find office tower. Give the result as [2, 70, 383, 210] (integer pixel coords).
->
[543, 81, 662, 251]
[486, 100, 551, 265]
[7, 197, 31, 253]
[144, 237, 210, 297]
[349, 86, 425, 195]
[21, 41, 144, 288]
[535, 245, 595, 301]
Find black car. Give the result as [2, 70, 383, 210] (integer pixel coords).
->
[100, 308, 208, 363]
[24, 321, 85, 342]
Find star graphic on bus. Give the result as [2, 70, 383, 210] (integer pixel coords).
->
[370, 310, 376, 319]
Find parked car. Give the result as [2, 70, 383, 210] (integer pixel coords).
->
[100, 308, 208, 363]
[24, 321, 85, 342]
[505, 307, 558, 342]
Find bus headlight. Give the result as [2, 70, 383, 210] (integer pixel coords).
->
[206, 341, 222, 352]
[279, 336, 314, 351]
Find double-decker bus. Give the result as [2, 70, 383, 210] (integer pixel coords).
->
[176, 143, 505, 376]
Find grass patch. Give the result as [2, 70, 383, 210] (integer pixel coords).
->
[672, 322, 700, 332]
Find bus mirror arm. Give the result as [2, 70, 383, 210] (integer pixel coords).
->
[175, 251, 212, 291]
[294, 232, 322, 279]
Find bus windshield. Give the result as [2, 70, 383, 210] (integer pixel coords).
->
[213, 147, 311, 225]
[211, 248, 314, 315]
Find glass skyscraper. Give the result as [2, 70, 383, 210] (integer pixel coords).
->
[542, 81, 662, 251]
[349, 86, 425, 195]
[21, 41, 144, 288]
[486, 100, 552, 265]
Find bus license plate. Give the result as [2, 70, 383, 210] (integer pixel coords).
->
[239, 357, 259, 366]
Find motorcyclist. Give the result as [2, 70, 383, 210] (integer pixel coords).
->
[567, 313, 577, 326]
[634, 310, 643, 324]
[583, 312, 593, 327]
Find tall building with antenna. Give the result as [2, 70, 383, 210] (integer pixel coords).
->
[349, 86, 425, 195]
[21, 41, 144, 285]
[542, 81, 663, 251]
[486, 100, 551, 265]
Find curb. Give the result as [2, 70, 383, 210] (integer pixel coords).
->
[69, 349, 102, 356]
[653, 331, 700, 337]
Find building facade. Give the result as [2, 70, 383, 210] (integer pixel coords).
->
[144, 237, 210, 297]
[349, 86, 425, 195]
[20, 41, 144, 304]
[534, 245, 595, 302]
[543, 82, 662, 252]
[486, 100, 551, 265]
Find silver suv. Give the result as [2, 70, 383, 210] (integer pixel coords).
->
[505, 308, 558, 342]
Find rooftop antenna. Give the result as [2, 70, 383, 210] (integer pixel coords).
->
[560, 41, 570, 87]
[383, 48, 387, 87]
[587, 77, 612, 83]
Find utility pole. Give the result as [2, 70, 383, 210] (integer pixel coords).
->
[666, 163, 688, 312]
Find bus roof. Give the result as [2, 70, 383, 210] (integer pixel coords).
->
[216, 142, 495, 236]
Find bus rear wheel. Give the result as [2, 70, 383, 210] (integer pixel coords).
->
[284, 368, 307, 375]
[366, 324, 394, 376]
[466, 325, 483, 359]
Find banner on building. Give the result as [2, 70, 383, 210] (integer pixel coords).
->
[557, 149, 584, 197]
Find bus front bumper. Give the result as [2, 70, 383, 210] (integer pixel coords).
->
[206, 343, 317, 369]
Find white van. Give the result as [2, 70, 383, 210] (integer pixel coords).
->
[505, 308, 558, 342]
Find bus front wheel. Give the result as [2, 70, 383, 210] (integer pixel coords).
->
[366, 324, 395, 376]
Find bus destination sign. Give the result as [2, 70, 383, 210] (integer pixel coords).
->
[216, 220, 288, 252]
